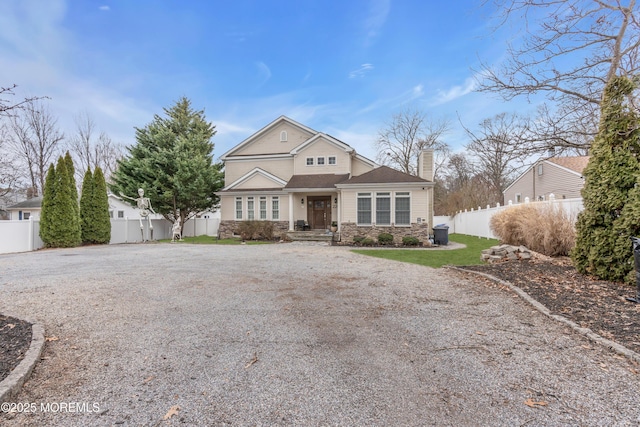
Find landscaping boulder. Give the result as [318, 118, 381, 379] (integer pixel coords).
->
[481, 244, 532, 263]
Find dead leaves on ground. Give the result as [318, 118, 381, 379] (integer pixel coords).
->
[163, 405, 180, 420]
[245, 352, 259, 369]
[524, 398, 548, 408]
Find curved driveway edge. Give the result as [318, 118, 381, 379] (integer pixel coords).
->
[449, 266, 640, 364]
[0, 322, 45, 403]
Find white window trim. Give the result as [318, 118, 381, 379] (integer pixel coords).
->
[235, 197, 243, 220]
[375, 192, 391, 226]
[280, 131, 288, 142]
[316, 156, 326, 166]
[259, 196, 267, 220]
[306, 157, 314, 166]
[271, 196, 280, 220]
[357, 192, 372, 226]
[328, 156, 337, 165]
[247, 196, 255, 220]
[356, 191, 412, 226]
[394, 192, 411, 227]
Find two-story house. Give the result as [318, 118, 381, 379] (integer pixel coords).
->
[217, 116, 435, 242]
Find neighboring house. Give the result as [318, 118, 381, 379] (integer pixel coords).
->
[6, 197, 43, 220]
[108, 193, 164, 220]
[217, 116, 435, 242]
[504, 156, 589, 204]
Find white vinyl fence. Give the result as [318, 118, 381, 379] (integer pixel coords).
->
[434, 197, 584, 239]
[0, 217, 220, 255]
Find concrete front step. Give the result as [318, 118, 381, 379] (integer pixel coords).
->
[286, 231, 335, 241]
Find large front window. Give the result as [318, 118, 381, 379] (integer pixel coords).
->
[395, 192, 410, 225]
[357, 193, 372, 225]
[376, 192, 391, 225]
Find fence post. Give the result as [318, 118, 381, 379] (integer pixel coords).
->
[28, 216, 33, 251]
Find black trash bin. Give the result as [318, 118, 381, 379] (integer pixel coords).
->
[433, 224, 449, 245]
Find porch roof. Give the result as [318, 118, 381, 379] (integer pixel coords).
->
[284, 174, 349, 189]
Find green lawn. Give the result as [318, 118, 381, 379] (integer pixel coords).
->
[159, 235, 272, 245]
[351, 234, 499, 268]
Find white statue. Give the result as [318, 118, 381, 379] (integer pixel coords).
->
[120, 188, 156, 241]
[171, 219, 182, 242]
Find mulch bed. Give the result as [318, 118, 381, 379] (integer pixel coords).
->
[0, 315, 32, 383]
[458, 257, 640, 355]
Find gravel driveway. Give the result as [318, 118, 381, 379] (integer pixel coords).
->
[1, 242, 639, 426]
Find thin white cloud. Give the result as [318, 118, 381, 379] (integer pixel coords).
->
[357, 83, 425, 114]
[364, 0, 390, 45]
[349, 63, 374, 79]
[99, 5, 110, 11]
[255, 61, 271, 86]
[430, 77, 478, 106]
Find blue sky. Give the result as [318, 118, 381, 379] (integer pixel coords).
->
[0, 0, 536, 161]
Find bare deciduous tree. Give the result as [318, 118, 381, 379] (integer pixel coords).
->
[462, 113, 530, 204]
[478, 0, 640, 151]
[435, 153, 497, 215]
[9, 101, 64, 196]
[68, 112, 123, 183]
[375, 108, 450, 177]
[0, 123, 20, 200]
[1, 84, 46, 117]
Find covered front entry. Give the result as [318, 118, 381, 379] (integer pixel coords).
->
[307, 196, 331, 230]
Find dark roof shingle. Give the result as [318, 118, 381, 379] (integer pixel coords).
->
[284, 174, 350, 189]
[341, 166, 429, 184]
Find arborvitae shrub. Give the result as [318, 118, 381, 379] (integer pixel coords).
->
[572, 76, 640, 282]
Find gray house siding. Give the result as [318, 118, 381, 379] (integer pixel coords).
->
[504, 161, 584, 204]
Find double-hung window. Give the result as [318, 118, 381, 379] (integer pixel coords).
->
[271, 197, 279, 220]
[259, 196, 267, 220]
[235, 197, 243, 220]
[375, 192, 391, 225]
[247, 197, 255, 220]
[357, 193, 372, 225]
[395, 192, 410, 225]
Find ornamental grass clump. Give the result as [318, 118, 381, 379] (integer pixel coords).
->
[490, 204, 575, 257]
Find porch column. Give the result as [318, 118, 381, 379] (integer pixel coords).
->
[337, 192, 341, 231]
[288, 193, 294, 231]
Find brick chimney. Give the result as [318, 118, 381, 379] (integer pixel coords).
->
[417, 149, 434, 181]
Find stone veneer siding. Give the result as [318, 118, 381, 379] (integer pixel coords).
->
[218, 220, 290, 240]
[339, 222, 432, 246]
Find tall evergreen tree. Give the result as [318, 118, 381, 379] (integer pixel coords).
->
[572, 76, 640, 282]
[49, 156, 81, 247]
[39, 163, 56, 246]
[110, 97, 223, 228]
[80, 168, 95, 243]
[64, 151, 80, 224]
[91, 166, 111, 244]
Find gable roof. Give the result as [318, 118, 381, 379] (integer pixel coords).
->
[7, 197, 43, 209]
[284, 174, 350, 189]
[222, 167, 287, 191]
[503, 155, 589, 194]
[290, 133, 354, 155]
[547, 156, 590, 174]
[220, 116, 317, 160]
[339, 165, 430, 185]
